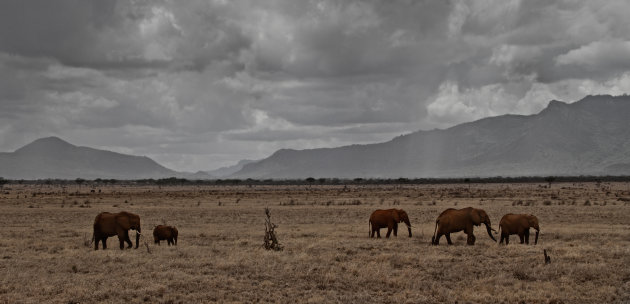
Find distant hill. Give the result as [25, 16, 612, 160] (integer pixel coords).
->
[0, 137, 206, 180]
[232, 95, 630, 178]
[205, 159, 258, 178]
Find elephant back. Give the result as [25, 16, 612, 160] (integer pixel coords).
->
[437, 208, 457, 219]
[94, 212, 112, 224]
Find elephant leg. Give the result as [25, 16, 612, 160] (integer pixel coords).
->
[518, 233, 525, 244]
[505, 235, 509, 245]
[102, 237, 107, 250]
[393, 223, 398, 237]
[370, 229, 375, 238]
[467, 233, 476, 245]
[525, 229, 530, 245]
[168, 238, 172, 246]
[432, 233, 441, 245]
[376, 229, 381, 238]
[125, 231, 133, 248]
[499, 234, 504, 244]
[94, 237, 100, 250]
[445, 233, 453, 245]
[386, 225, 392, 238]
[117, 231, 128, 250]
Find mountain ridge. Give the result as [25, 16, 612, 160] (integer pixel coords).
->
[2, 95, 629, 180]
[231, 95, 630, 178]
[0, 137, 207, 180]
[204, 159, 258, 178]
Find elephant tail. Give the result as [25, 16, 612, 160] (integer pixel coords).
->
[92, 221, 99, 243]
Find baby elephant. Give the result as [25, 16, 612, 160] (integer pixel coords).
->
[153, 225, 178, 246]
[498, 214, 539, 245]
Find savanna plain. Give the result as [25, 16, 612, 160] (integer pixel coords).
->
[0, 182, 629, 304]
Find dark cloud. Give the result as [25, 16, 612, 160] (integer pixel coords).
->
[1, 0, 630, 171]
[0, 0, 132, 66]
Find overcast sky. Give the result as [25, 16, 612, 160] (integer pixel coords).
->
[1, 0, 630, 172]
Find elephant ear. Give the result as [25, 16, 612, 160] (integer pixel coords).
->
[470, 209, 482, 225]
[527, 215, 538, 227]
[398, 210, 408, 222]
[391, 210, 400, 222]
[115, 214, 131, 230]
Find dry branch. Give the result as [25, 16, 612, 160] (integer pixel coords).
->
[263, 207, 283, 251]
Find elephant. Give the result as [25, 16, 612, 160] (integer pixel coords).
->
[153, 225, 178, 246]
[498, 214, 539, 245]
[431, 207, 497, 245]
[369, 209, 412, 238]
[92, 211, 141, 250]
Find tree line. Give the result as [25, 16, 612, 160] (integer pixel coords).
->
[1, 175, 630, 186]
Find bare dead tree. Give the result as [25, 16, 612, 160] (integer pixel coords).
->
[263, 207, 283, 251]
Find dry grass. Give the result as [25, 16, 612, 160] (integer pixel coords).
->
[0, 182, 629, 303]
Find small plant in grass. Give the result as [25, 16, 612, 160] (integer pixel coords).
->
[262, 207, 283, 251]
[144, 241, 151, 254]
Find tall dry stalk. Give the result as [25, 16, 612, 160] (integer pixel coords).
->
[263, 207, 283, 251]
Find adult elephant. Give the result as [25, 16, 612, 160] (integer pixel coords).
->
[153, 225, 178, 246]
[431, 207, 497, 245]
[93, 211, 141, 250]
[369, 209, 412, 238]
[498, 214, 539, 245]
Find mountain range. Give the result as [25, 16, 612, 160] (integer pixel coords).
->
[0, 137, 208, 180]
[231, 95, 630, 178]
[1, 95, 629, 180]
[204, 159, 258, 178]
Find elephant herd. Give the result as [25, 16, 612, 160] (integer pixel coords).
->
[92, 207, 538, 251]
[370, 207, 540, 245]
[92, 211, 178, 250]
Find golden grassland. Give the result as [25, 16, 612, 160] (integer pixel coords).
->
[0, 182, 629, 303]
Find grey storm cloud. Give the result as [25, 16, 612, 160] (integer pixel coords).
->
[1, 0, 630, 171]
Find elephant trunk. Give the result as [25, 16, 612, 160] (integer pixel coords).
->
[534, 229, 539, 245]
[485, 223, 497, 242]
[404, 219, 412, 237]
